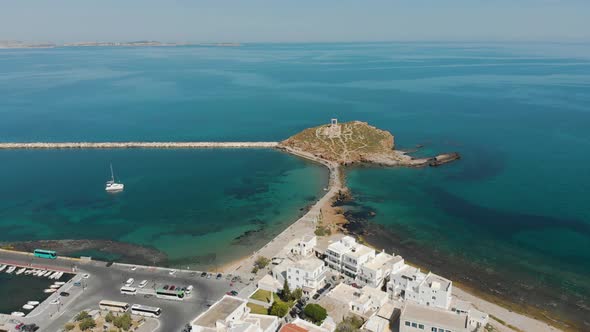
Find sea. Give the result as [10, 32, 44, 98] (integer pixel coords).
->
[0, 42, 589, 327]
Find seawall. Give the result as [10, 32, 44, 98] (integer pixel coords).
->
[0, 142, 279, 149]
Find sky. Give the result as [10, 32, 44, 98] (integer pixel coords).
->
[1, 0, 590, 43]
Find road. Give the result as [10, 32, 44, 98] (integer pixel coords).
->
[0, 250, 248, 332]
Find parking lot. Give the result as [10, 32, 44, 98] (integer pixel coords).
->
[0, 250, 250, 332]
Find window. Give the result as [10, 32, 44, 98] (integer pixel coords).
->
[431, 328, 437, 332]
[405, 322, 411, 327]
[412, 323, 417, 328]
[418, 324, 424, 329]
[438, 329, 444, 332]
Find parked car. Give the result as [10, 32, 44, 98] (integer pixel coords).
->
[186, 285, 194, 294]
[163, 284, 170, 290]
[138, 280, 148, 288]
[206, 273, 212, 279]
[170, 285, 176, 291]
[125, 278, 134, 286]
[312, 293, 320, 300]
[21, 324, 39, 332]
[82, 273, 90, 279]
[216, 273, 222, 280]
[169, 269, 176, 275]
[201, 272, 207, 277]
[230, 290, 239, 296]
[15, 323, 24, 330]
[59, 292, 70, 297]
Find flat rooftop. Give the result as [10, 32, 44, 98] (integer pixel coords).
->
[191, 296, 245, 328]
[294, 258, 324, 271]
[344, 245, 374, 259]
[425, 272, 452, 291]
[363, 252, 394, 270]
[402, 302, 467, 330]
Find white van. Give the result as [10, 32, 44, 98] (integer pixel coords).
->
[138, 280, 148, 288]
[125, 278, 134, 286]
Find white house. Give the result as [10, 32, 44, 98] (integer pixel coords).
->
[191, 295, 279, 332]
[324, 236, 356, 271]
[322, 284, 388, 318]
[388, 267, 453, 310]
[358, 252, 403, 288]
[287, 257, 327, 295]
[292, 235, 317, 257]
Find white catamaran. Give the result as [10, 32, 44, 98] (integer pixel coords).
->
[105, 163, 124, 192]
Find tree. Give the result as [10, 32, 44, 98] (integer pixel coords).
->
[113, 313, 133, 331]
[304, 304, 328, 324]
[281, 279, 291, 301]
[254, 256, 270, 269]
[78, 318, 96, 331]
[269, 301, 289, 317]
[292, 288, 303, 301]
[75, 311, 91, 321]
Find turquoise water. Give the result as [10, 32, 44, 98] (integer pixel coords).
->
[0, 149, 328, 267]
[1, 43, 589, 326]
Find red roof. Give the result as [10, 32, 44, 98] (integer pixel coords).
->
[280, 324, 309, 332]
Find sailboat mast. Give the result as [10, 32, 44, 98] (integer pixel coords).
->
[110, 163, 115, 182]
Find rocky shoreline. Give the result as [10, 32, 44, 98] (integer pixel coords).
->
[1, 239, 168, 266]
[338, 202, 586, 331]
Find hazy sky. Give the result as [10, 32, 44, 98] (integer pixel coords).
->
[1, 0, 589, 43]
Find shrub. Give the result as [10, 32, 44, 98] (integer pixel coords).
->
[304, 304, 328, 324]
[269, 301, 289, 317]
[64, 323, 75, 331]
[78, 318, 96, 331]
[75, 311, 91, 321]
[314, 226, 331, 236]
[336, 315, 365, 332]
[105, 311, 115, 323]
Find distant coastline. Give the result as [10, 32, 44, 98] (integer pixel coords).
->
[0, 40, 241, 49]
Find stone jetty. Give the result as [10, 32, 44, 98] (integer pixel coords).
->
[0, 142, 279, 149]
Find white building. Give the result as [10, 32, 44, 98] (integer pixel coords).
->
[358, 252, 403, 288]
[292, 236, 317, 257]
[324, 236, 376, 278]
[388, 267, 452, 310]
[400, 302, 469, 332]
[191, 295, 279, 332]
[321, 284, 388, 319]
[287, 257, 327, 295]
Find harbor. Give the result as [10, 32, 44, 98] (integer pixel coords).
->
[0, 262, 72, 317]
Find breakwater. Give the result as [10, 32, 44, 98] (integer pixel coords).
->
[0, 142, 279, 149]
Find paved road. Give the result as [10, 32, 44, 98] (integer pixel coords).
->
[0, 251, 248, 332]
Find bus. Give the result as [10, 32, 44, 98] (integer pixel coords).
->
[34, 249, 57, 259]
[131, 304, 161, 318]
[155, 287, 185, 301]
[99, 300, 130, 312]
[120, 286, 137, 295]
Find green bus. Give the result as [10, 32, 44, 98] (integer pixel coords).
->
[156, 287, 185, 301]
[34, 249, 57, 259]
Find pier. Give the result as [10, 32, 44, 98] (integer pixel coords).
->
[0, 141, 279, 149]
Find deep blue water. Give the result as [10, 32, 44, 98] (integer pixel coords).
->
[1, 42, 589, 325]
